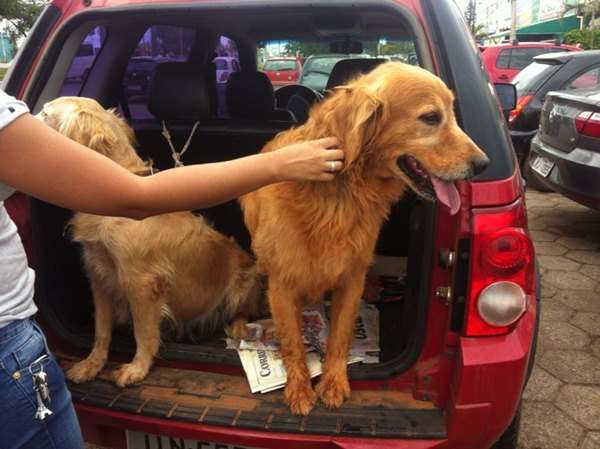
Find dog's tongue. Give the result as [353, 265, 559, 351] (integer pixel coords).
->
[430, 176, 461, 215]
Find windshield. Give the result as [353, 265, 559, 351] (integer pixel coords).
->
[215, 59, 228, 70]
[264, 60, 297, 71]
[512, 61, 560, 96]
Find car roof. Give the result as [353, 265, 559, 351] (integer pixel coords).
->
[534, 49, 600, 64]
[487, 42, 578, 48]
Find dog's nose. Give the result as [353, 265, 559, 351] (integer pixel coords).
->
[471, 156, 489, 176]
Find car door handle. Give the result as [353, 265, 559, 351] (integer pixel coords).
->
[499, 75, 509, 81]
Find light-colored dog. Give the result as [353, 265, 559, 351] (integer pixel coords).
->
[241, 62, 489, 415]
[39, 97, 262, 387]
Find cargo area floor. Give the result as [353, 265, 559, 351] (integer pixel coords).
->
[59, 356, 445, 439]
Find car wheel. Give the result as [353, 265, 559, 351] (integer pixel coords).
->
[491, 404, 521, 449]
[523, 153, 552, 192]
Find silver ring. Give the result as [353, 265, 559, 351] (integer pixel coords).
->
[329, 161, 336, 172]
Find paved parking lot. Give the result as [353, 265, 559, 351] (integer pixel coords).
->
[519, 190, 600, 449]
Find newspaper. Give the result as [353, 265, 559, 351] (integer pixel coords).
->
[230, 300, 380, 394]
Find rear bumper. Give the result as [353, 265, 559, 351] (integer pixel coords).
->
[74, 303, 535, 449]
[529, 134, 600, 209]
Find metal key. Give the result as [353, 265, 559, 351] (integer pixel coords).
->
[29, 356, 53, 420]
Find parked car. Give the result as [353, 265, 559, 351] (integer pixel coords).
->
[65, 42, 97, 81]
[529, 88, 600, 209]
[214, 55, 241, 84]
[262, 57, 302, 87]
[509, 50, 600, 190]
[124, 56, 167, 93]
[299, 53, 371, 92]
[4, 0, 536, 448]
[481, 42, 581, 83]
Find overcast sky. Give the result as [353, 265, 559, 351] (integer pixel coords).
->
[455, 0, 469, 15]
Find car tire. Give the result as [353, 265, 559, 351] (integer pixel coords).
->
[523, 153, 552, 192]
[491, 404, 521, 449]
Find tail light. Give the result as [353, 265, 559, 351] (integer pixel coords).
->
[508, 95, 533, 124]
[575, 111, 600, 137]
[465, 199, 535, 336]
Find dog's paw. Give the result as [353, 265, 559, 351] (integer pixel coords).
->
[284, 382, 317, 416]
[66, 360, 104, 383]
[225, 319, 249, 340]
[315, 373, 351, 409]
[113, 363, 149, 387]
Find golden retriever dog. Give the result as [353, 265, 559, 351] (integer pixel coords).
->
[240, 62, 489, 415]
[39, 97, 262, 387]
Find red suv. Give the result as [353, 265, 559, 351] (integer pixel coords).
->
[481, 42, 581, 83]
[4, 0, 537, 448]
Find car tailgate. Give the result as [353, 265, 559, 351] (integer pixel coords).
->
[539, 90, 600, 152]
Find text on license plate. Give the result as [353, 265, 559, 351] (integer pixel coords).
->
[126, 431, 261, 449]
[531, 155, 555, 178]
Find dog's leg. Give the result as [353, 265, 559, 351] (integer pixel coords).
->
[225, 313, 250, 340]
[315, 268, 366, 409]
[269, 277, 316, 416]
[113, 278, 164, 387]
[66, 280, 113, 383]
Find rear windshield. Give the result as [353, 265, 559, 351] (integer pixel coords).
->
[263, 60, 297, 71]
[512, 61, 560, 96]
[497, 47, 566, 70]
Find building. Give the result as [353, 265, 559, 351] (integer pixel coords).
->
[473, 0, 581, 43]
[0, 33, 14, 64]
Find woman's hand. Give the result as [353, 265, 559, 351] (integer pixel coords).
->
[272, 137, 345, 182]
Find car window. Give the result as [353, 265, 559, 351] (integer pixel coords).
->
[496, 47, 567, 70]
[256, 38, 417, 94]
[213, 36, 240, 117]
[59, 26, 107, 96]
[564, 66, 600, 90]
[122, 25, 196, 122]
[509, 48, 540, 70]
[496, 49, 510, 69]
[512, 61, 560, 96]
[263, 60, 298, 71]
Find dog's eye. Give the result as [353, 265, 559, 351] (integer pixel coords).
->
[419, 112, 442, 126]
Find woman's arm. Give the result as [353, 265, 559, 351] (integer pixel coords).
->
[0, 114, 343, 219]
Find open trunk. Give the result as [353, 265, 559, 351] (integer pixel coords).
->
[22, 1, 455, 440]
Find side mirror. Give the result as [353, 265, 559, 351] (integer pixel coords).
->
[494, 83, 517, 112]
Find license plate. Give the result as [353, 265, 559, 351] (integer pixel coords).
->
[531, 155, 555, 178]
[126, 431, 261, 449]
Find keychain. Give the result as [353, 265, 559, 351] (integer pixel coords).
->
[29, 355, 53, 420]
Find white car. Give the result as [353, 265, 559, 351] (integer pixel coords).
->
[214, 56, 240, 84]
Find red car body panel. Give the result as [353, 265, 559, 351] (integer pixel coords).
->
[5, 0, 536, 447]
[262, 58, 302, 87]
[482, 42, 582, 83]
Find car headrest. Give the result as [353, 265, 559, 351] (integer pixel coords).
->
[148, 62, 211, 121]
[325, 58, 388, 91]
[226, 71, 276, 119]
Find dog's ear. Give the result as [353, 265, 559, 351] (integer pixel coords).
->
[57, 108, 118, 157]
[328, 86, 385, 168]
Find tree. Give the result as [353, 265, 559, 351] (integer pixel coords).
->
[284, 41, 329, 58]
[464, 0, 477, 32]
[563, 0, 600, 48]
[0, 0, 45, 46]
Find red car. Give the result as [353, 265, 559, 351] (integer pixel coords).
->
[5, 0, 537, 448]
[262, 57, 302, 87]
[481, 42, 582, 83]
